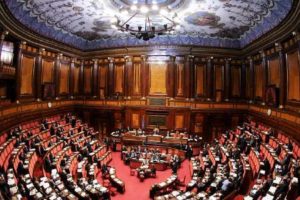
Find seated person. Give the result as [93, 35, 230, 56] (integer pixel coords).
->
[220, 177, 233, 195]
[151, 165, 156, 177]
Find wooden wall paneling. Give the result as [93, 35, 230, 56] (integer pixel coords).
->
[215, 64, 224, 102]
[35, 49, 43, 99]
[107, 58, 114, 98]
[148, 57, 167, 96]
[254, 62, 264, 100]
[168, 56, 175, 98]
[245, 63, 250, 99]
[240, 61, 247, 99]
[41, 58, 55, 84]
[206, 58, 213, 100]
[98, 60, 108, 99]
[79, 60, 84, 96]
[83, 62, 93, 95]
[114, 111, 123, 129]
[141, 55, 148, 98]
[195, 61, 206, 99]
[175, 59, 185, 98]
[286, 50, 300, 102]
[58, 58, 70, 96]
[278, 45, 287, 106]
[69, 59, 75, 97]
[184, 55, 194, 99]
[124, 56, 132, 98]
[193, 113, 204, 136]
[114, 61, 124, 94]
[175, 113, 184, 129]
[73, 62, 80, 95]
[20, 53, 35, 97]
[184, 56, 191, 99]
[231, 65, 241, 98]
[132, 59, 141, 97]
[224, 59, 230, 100]
[53, 54, 60, 97]
[262, 53, 268, 102]
[93, 59, 98, 98]
[249, 58, 255, 100]
[267, 56, 281, 87]
[131, 112, 140, 129]
[189, 56, 195, 99]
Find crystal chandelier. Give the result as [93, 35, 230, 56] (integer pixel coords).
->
[111, 0, 180, 41]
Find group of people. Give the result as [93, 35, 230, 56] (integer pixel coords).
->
[122, 146, 168, 165]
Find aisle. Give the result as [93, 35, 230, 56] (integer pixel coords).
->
[109, 152, 191, 200]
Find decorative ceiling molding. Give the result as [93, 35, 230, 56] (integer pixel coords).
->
[2, 0, 293, 50]
[0, 0, 299, 58]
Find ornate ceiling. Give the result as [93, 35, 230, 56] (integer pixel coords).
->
[4, 0, 293, 50]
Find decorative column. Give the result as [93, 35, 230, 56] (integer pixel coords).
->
[16, 41, 26, 100]
[224, 58, 231, 101]
[124, 56, 132, 99]
[107, 57, 115, 98]
[92, 59, 98, 98]
[248, 56, 254, 102]
[184, 55, 194, 100]
[168, 55, 176, 99]
[276, 43, 286, 108]
[241, 59, 246, 100]
[189, 55, 195, 100]
[69, 58, 76, 98]
[35, 48, 44, 100]
[206, 57, 213, 100]
[54, 53, 62, 98]
[261, 51, 267, 104]
[141, 55, 147, 99]
[79, 60, 84, 97]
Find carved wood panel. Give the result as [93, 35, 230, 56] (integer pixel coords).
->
[287, 51, 300, 101]
[59, 63, 70, 94]
[41, 59, 54, 83]
[149, 62, 167, 95]
[20, 55, 35, 95]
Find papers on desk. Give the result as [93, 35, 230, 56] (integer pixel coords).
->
[268, 186, 277, 195]
[158, 182, 167, 187]
[273, 176, 282, 185]
[263, 194, 274, 200]
[244, 196, 253, 200]
[9, 186, 18, 195]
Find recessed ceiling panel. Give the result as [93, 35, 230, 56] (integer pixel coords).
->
[4, 0, 293, 49]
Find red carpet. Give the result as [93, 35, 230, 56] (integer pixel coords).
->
[106, 152, 192, 200]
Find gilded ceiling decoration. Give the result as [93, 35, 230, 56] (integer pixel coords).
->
[4, 0, 293, 49]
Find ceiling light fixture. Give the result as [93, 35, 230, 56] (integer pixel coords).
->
[112, 0, 178, 41]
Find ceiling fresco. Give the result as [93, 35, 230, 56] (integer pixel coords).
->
[4, 0, 293, 50]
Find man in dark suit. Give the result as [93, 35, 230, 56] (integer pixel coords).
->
[17, 161, 25, 175]
[71, 117, 76, 128]
[44, 156, 52, 172]
[263, 158, 270, 174]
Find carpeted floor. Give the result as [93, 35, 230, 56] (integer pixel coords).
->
[105, 152, 192, 200]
